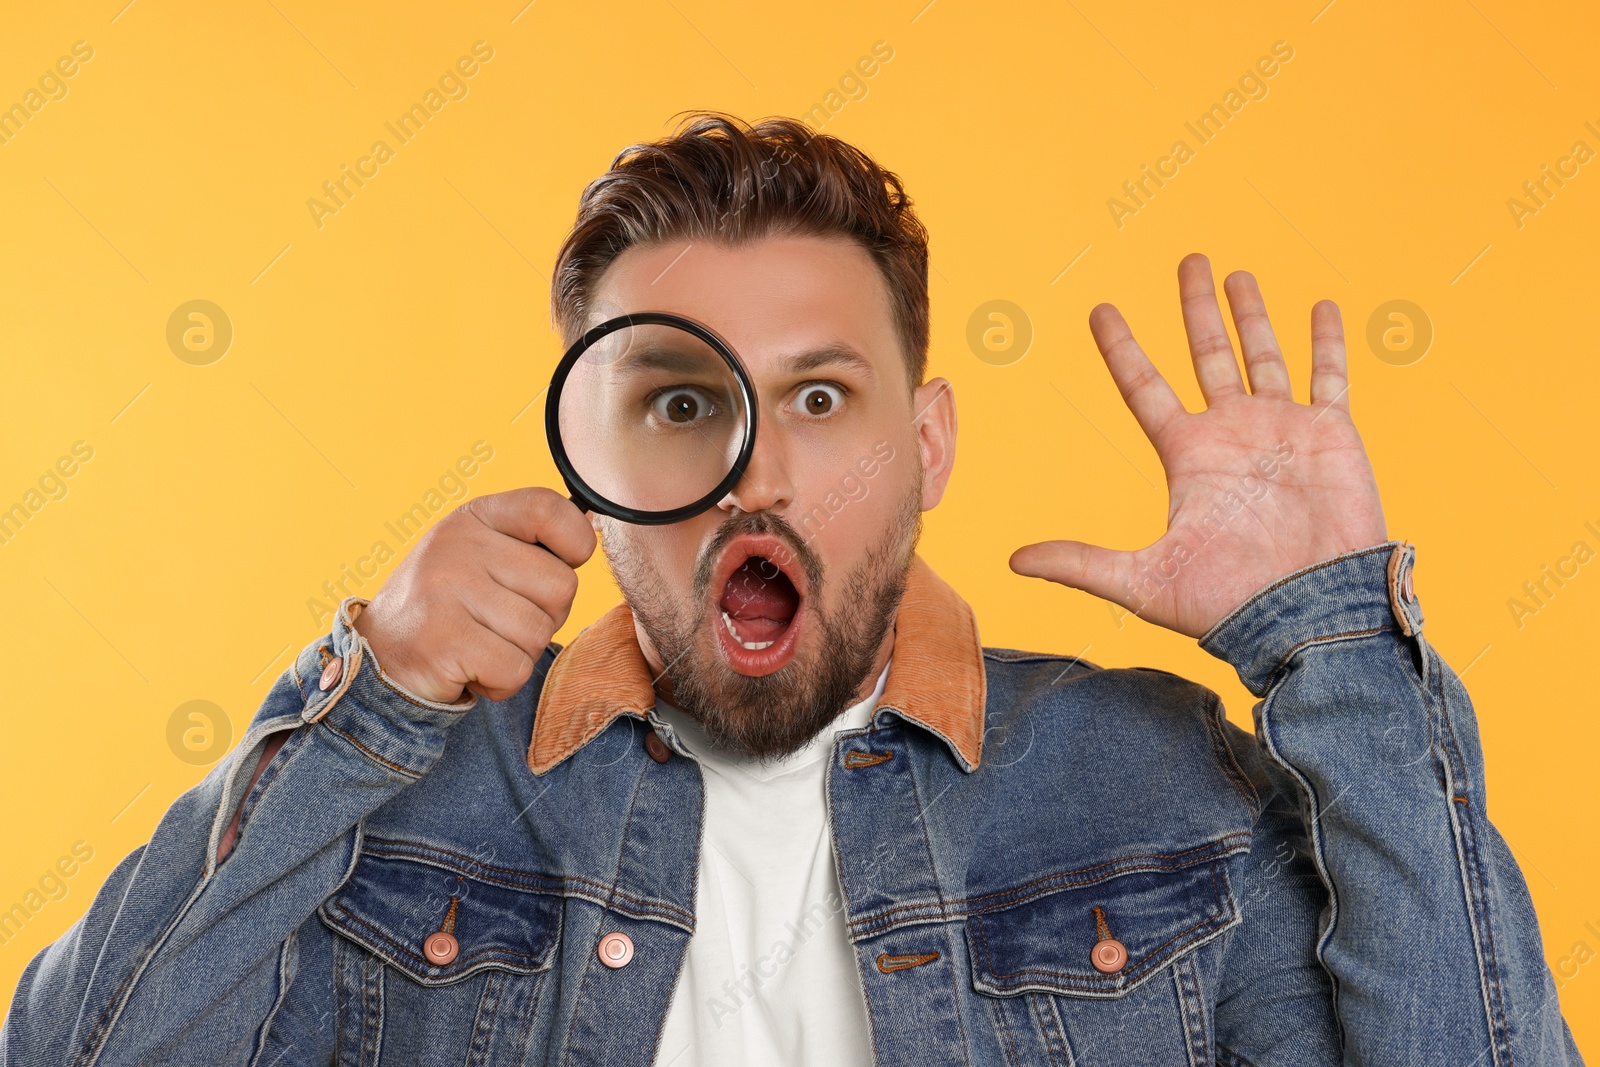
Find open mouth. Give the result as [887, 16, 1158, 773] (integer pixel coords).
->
[709, 535, 808, 675]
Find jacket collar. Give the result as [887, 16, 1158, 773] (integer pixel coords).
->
[528, 553, 986, 776]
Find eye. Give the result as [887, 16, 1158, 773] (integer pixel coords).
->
[791, 383, 844, 417]
[650, 387, 715, 424]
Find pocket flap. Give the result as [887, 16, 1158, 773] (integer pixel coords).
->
[965, 857, 1237, 998]
[318, 836, 562, 986]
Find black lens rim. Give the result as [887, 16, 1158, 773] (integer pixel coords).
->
[545, 311, 759, 525]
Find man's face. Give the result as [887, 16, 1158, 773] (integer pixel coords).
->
[586, 232, 955, 761]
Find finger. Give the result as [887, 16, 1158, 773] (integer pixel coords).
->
[1222, 270, 1293, 399]
[1009, 540, 1138, 609]
[1087, 303, 1187, 441]
[1177, 253, 1246, 403]
[1309, 300, 1350, 413]
[451, 616, 539, 703]
[484, 539, 581, 632]
[453, 577, 559, 662]
[465, 487, 597, 568]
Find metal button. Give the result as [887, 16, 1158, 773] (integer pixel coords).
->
[318, 658, 343, 692]
[1090, 938, 1127, 974]
[645, 732, 671, 763]
[598, 931, 634, 969]
[423, 930, 459, 965]
[1401, 569, 1415, 603]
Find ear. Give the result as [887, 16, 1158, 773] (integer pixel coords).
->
[911, 377, 956, 512]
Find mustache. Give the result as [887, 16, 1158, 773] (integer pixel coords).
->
[691, 510, 824, 600]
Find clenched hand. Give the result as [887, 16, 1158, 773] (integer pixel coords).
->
[353, 487, 596, 703]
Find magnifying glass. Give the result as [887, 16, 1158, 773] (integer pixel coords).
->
[545, 312, 758, 525]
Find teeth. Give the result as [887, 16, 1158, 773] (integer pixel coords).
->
[721, 610, 774, 651]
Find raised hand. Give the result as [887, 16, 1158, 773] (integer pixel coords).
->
[1010, 253, 1387, 639]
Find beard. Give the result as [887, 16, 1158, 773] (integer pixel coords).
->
[602, 479, 923, 763]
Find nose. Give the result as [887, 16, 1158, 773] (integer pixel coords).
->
[719, 401, 794, 516]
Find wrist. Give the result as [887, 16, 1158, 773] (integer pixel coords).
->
[349, 601, 471, 707]
[1198, 540, 1420, 696]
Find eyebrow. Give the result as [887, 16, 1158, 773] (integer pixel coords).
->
[782, 343, 877, 381]
[603, 343, 720, 376]
[600, 338, 880, 382]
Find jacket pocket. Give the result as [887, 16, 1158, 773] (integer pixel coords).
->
[964, 855, 1239, 1066]
[318, 834, 562, 986]
[316, 834, 561, 1067]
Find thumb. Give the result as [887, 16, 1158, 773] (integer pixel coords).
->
[1009, 540, 1135, 607]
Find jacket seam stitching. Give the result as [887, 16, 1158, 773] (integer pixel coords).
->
[246, 927, 298, 1067]
[989, 994, 1023, 1067]
[364, 945, 384, 1065]
[69, 966, 137, 1067]
[1265, 625, 1397, 686]
[71, 866, 212, 1067]
[1434, 648, 1517, 1066]
[559, 924, 601, 1064]
[1254, 684, 1349, 1038]
[1027, 991, 1073, 1067]
[463, 969, 505, 1067]
[900, 730, 973, 1067]
[605, 759, 653, 919]
[319, 717, 425, 779]
[939, 926, 975, 1067]
[850, 926, 886, 1066]
[851, 837, 1248, 932]
[357, 837, 693, 926]
[1173, 953, 1209, 1066]
[1203, 690, 1259, 814]
[511, 971, 542, 1065]
[333, 934, 349, 1067]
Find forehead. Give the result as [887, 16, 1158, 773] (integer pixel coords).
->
[589, 232, 903, 381]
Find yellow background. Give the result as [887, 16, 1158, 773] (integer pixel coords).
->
[2, 0, 1596, 1050]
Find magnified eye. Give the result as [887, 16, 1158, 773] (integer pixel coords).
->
[793, 383, 844, 416]
[651, 387, 715, 424]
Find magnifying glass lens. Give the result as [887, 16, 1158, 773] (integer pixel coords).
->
[556, 321, 749, 515]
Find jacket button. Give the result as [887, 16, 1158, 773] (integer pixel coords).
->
[423, 930, 459, 965]
[1401, 569, 1415, 602]
[645, 732, 671, 763]
[318, 658, 343, 692]
[598, 931, 634, 968]
[1090, 938, 1127, 974]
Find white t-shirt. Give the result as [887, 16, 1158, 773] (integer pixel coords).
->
[648, 662, 890, 1067]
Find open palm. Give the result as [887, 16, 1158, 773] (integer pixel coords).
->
[1010, 253, 1388, 639]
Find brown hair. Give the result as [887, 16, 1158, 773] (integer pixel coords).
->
[550, 111, 930, 389]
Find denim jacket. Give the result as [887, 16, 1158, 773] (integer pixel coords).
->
[1, 542, 1583, 1065]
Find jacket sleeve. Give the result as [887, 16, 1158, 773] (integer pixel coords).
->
[0, 598, 480, 1067]
[1201, 541, 1583, 1065]
[1210, 727, 1343, 1065]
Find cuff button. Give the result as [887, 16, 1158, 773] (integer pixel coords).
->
[1090, 938, 1128, 974]
[318, 658, 343, 692]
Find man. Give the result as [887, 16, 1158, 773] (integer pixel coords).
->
[1, 112, 1581, 1065]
